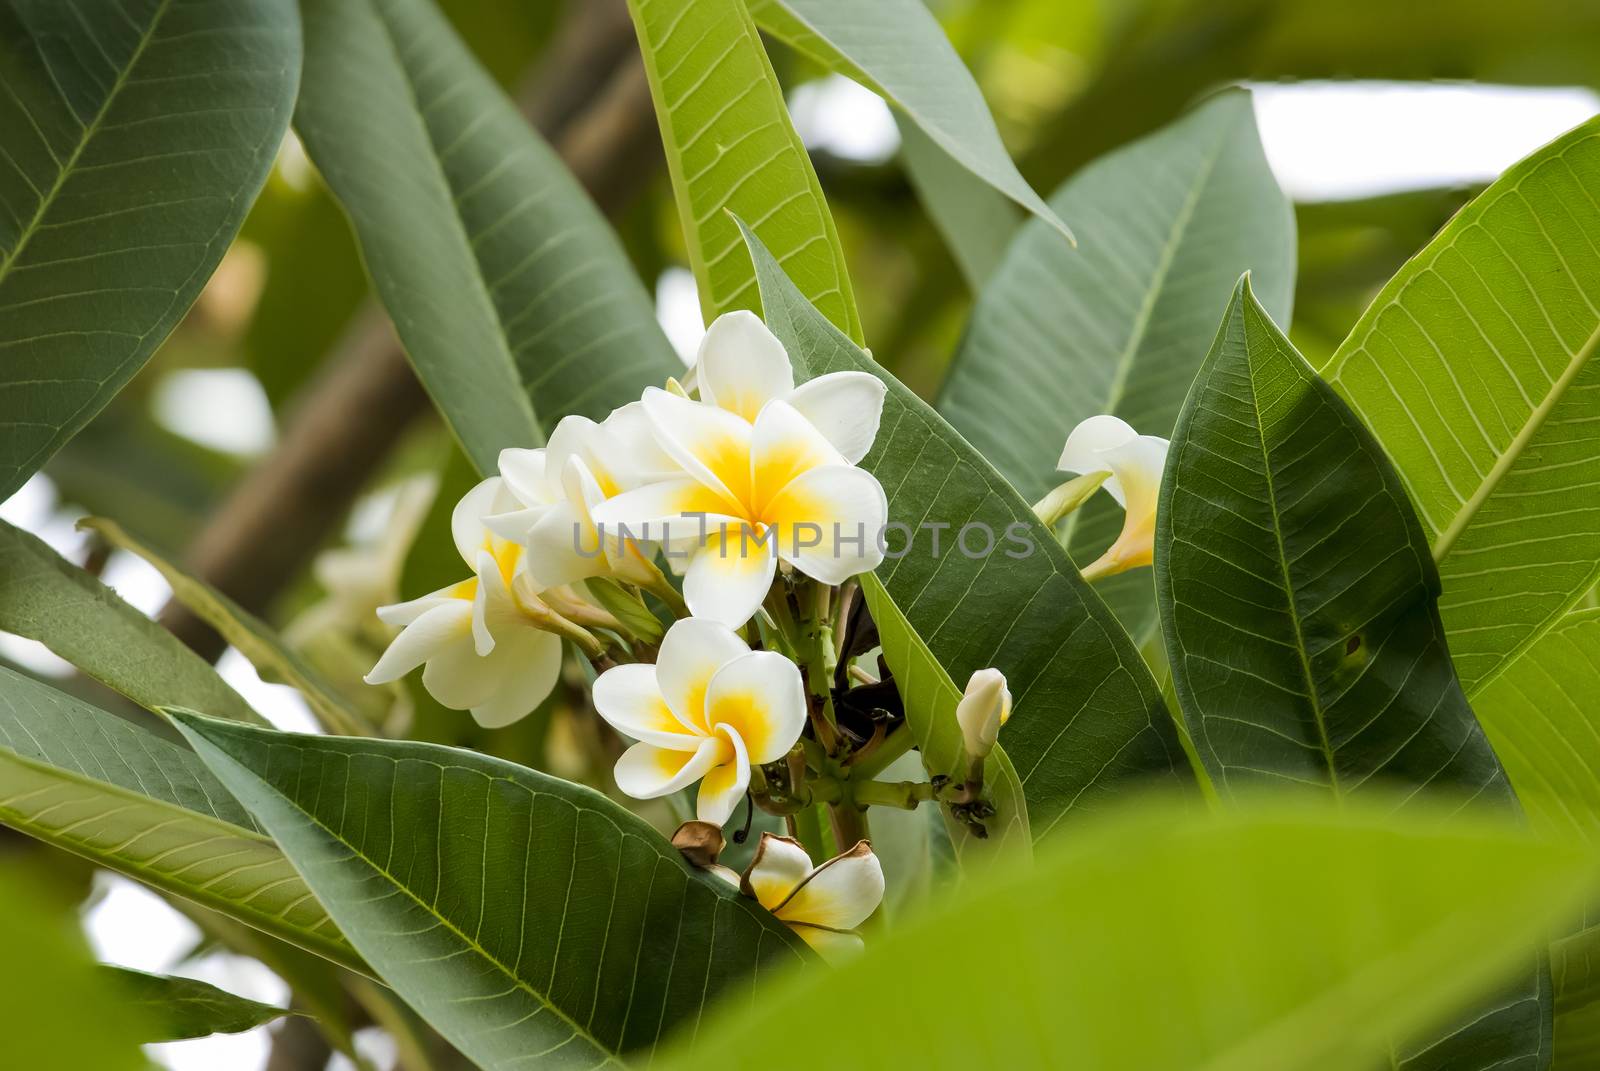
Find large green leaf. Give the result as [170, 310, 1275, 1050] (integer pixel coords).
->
[1156, 279, 1546, 1069]
[1554, 923, 1600, 1070]
[172, 713, 809, 1070]
[1321, 117, 1600, 696]
[0, 668, 361, 973]
[739, 220, 1187, 839]
[0, 0, 300, 500]
[84, 516, 366, 735]
[0, 519, 260, 724]
[895, 113, 1020, 290]
[859, 575, 1029, 862]
[747, 0, 1068, 244]
[626, 0, 860, 342]
[941, 90, 1294, 640]
[107, 966, 289, 1042]
[665, 796, 1599, 1071]
[295, 0, 678, 472]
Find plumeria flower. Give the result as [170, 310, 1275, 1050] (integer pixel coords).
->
[364, 477, 564, 728]
[486, 404, 678, 590]
[593, 311, 890, 627]
[1057, 415, 1170, 580]
[955, 667, 1011, 760]
[739, 833, 884, 961]
[592, 618, 806, 825]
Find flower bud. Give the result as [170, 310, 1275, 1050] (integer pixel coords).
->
[956, 667, 1011, 759]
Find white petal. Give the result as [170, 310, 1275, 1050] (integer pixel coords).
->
[451, 477, 507, 566]
[740, 832, 814, 911]
[614, 736, 729, 800]
[470, 627, 564, 728]
[773, 841, 884, 931]
[544, 416, 600, 483]
[1101, 434, 1169, 525]
[641, 387, 754, 507]
[497, 447, 555, 508]
[590, 478, 743, 546]
[786, 371, 886, 465]
[704, 650, 807, 765]
[750, 399, 845, 517]
[472, 548, 525, 657]
[695, 727, 750, 826]
[787, 924, 864, 963]
[591, 400, 681, 494]
[682, 529, 778, 628]
[375, 581, 471, 627]
[593, 663, 705, 749]
[695, 310, 794, 422]
[656, 617, 749, 733]
[483, 506, 546, 546]
[525, 500, 605, 589]
[1057, 414, 1139, 506]
[419, 632, 499, 710]
[765, 465, 888, 585]
[365, 600, 472, 684]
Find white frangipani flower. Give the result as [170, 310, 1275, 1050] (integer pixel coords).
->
[740, 833, 884, 961]
[364, 477, 563, 728]
[1057, 414, 1170, 580]
[593, 312, 889, 627]
[955, 667, 1011, 760]
[592, 618, 807, 825]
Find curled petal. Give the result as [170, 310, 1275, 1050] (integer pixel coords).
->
[451, 476, 509, 567]
[656, 617, 749, 734]
[696, 310, 794, 422]
[1056, 414, 1138, 504]
[772, 840, 885, 932]
[740, 833, 814, 911]
[365, 600, 473, 685]
[704, 651, 808, 765]
[765, 465, 888, 585]
[615, 736, 729, 800]
[683, 528, 778, 629]
[695, 727, 750, 826]
[469, 627, 563, 729]
[787, 371, 886, 465]
[593, 663, 705, 750]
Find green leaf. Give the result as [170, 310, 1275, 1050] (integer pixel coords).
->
[665, 796, 1599, 1071]
[1555, 924, 1600, 1069]
[1474, 608, 1600, 844]
[0, 668, 362, 974]
[941, 90, 1294, 641]
[859, 574, 1030, 861]
[626, 0, 860, 342]
[1155, 278, 1546, 1068]
[747, 0, 1068, 245]
[1321, 116, 1600, 696]
[295, 0, 678, 472]
[0, 519, 261, 724]
[0, 0, 300, 500]
[171, 713, 809, 1070]
[83, 516, 366, 736]
[738, 219, 1188, 839]
[107, 966, 289, 1042]
[896, 114, 1020, 290]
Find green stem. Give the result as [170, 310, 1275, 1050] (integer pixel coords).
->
[791, 805, 828, 862]
[851, 779, 935, 810]
[849, 725, 914, 779]
[827, 800, 869, 849]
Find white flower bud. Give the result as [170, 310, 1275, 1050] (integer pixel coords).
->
[956, 667, 1011, 759]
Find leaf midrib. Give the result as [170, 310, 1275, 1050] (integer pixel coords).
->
[0, 0, 174, 285]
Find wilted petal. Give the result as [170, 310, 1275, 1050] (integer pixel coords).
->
[750, 399, 844, 517]
[787, 371, 886, 465]
[615, 736, 729, 799]
[696, 310, 794, 422]
[740, 833, 814, 911]
[593, 663, 705, 750]
[704, 650, 807, 765]
[683, 528, 778, 628]
[642, 388, 754, 507]
[695, 726, 750, 826]
[656, 617, 749, 734]
[773, 840, 884, 932]
[765, 464, 887, 585]
[469, 627, 563, 729]
[365, 600, 472, 684]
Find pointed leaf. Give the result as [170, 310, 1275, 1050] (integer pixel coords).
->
[1322, 116, 1600, 695]
[666, 797, 1598, 1071]
[295, 0, 678, 471]
[1155, 278, 1546, 1069]
[895, 113, 1019, 290]
[0, 0, 300, 498]
[738, 219, 1188, 839]
[626, 0, 860, 341]
[171, 714, 809, 1070]
[1555, 923, 1600, 1069]
[107, 966, 289, 1042]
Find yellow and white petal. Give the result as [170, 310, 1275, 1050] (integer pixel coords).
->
[593, 663, 705, 749]
[1056, 414, 1139, 505]
[641, 387, 755, 507]
[375, 580, 472, 627]
[615, 736, 729, 800]
[695, 310, 794, 422]
[1100, 433, 1168, 527]
[772, 841, 884, 932]
[451, 476, 509, 566]
[765, 464, 888, 586]
[482, 506, 546, 546]
[787, 923, 864, 963]
[683, 529, 778, 629]
[695, 727, 751, 826]
[471, 548, 525, 657]
[419, 631, 499, 710]
[750, 399, 845, 517]
[740, 832, 814, 911]
[365, 600, 472, 684]
[543, 415, 601, 483]
[656, 617, 749, 734]
[590, 478, 743, 545]
[470, 626, 564, 729]
[525, 499, 605, 589]
[786, 371, 886, 465]
[591, 400, 682, 495]
[497, 447, 555, 508]
[704, 650, 807, 765]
